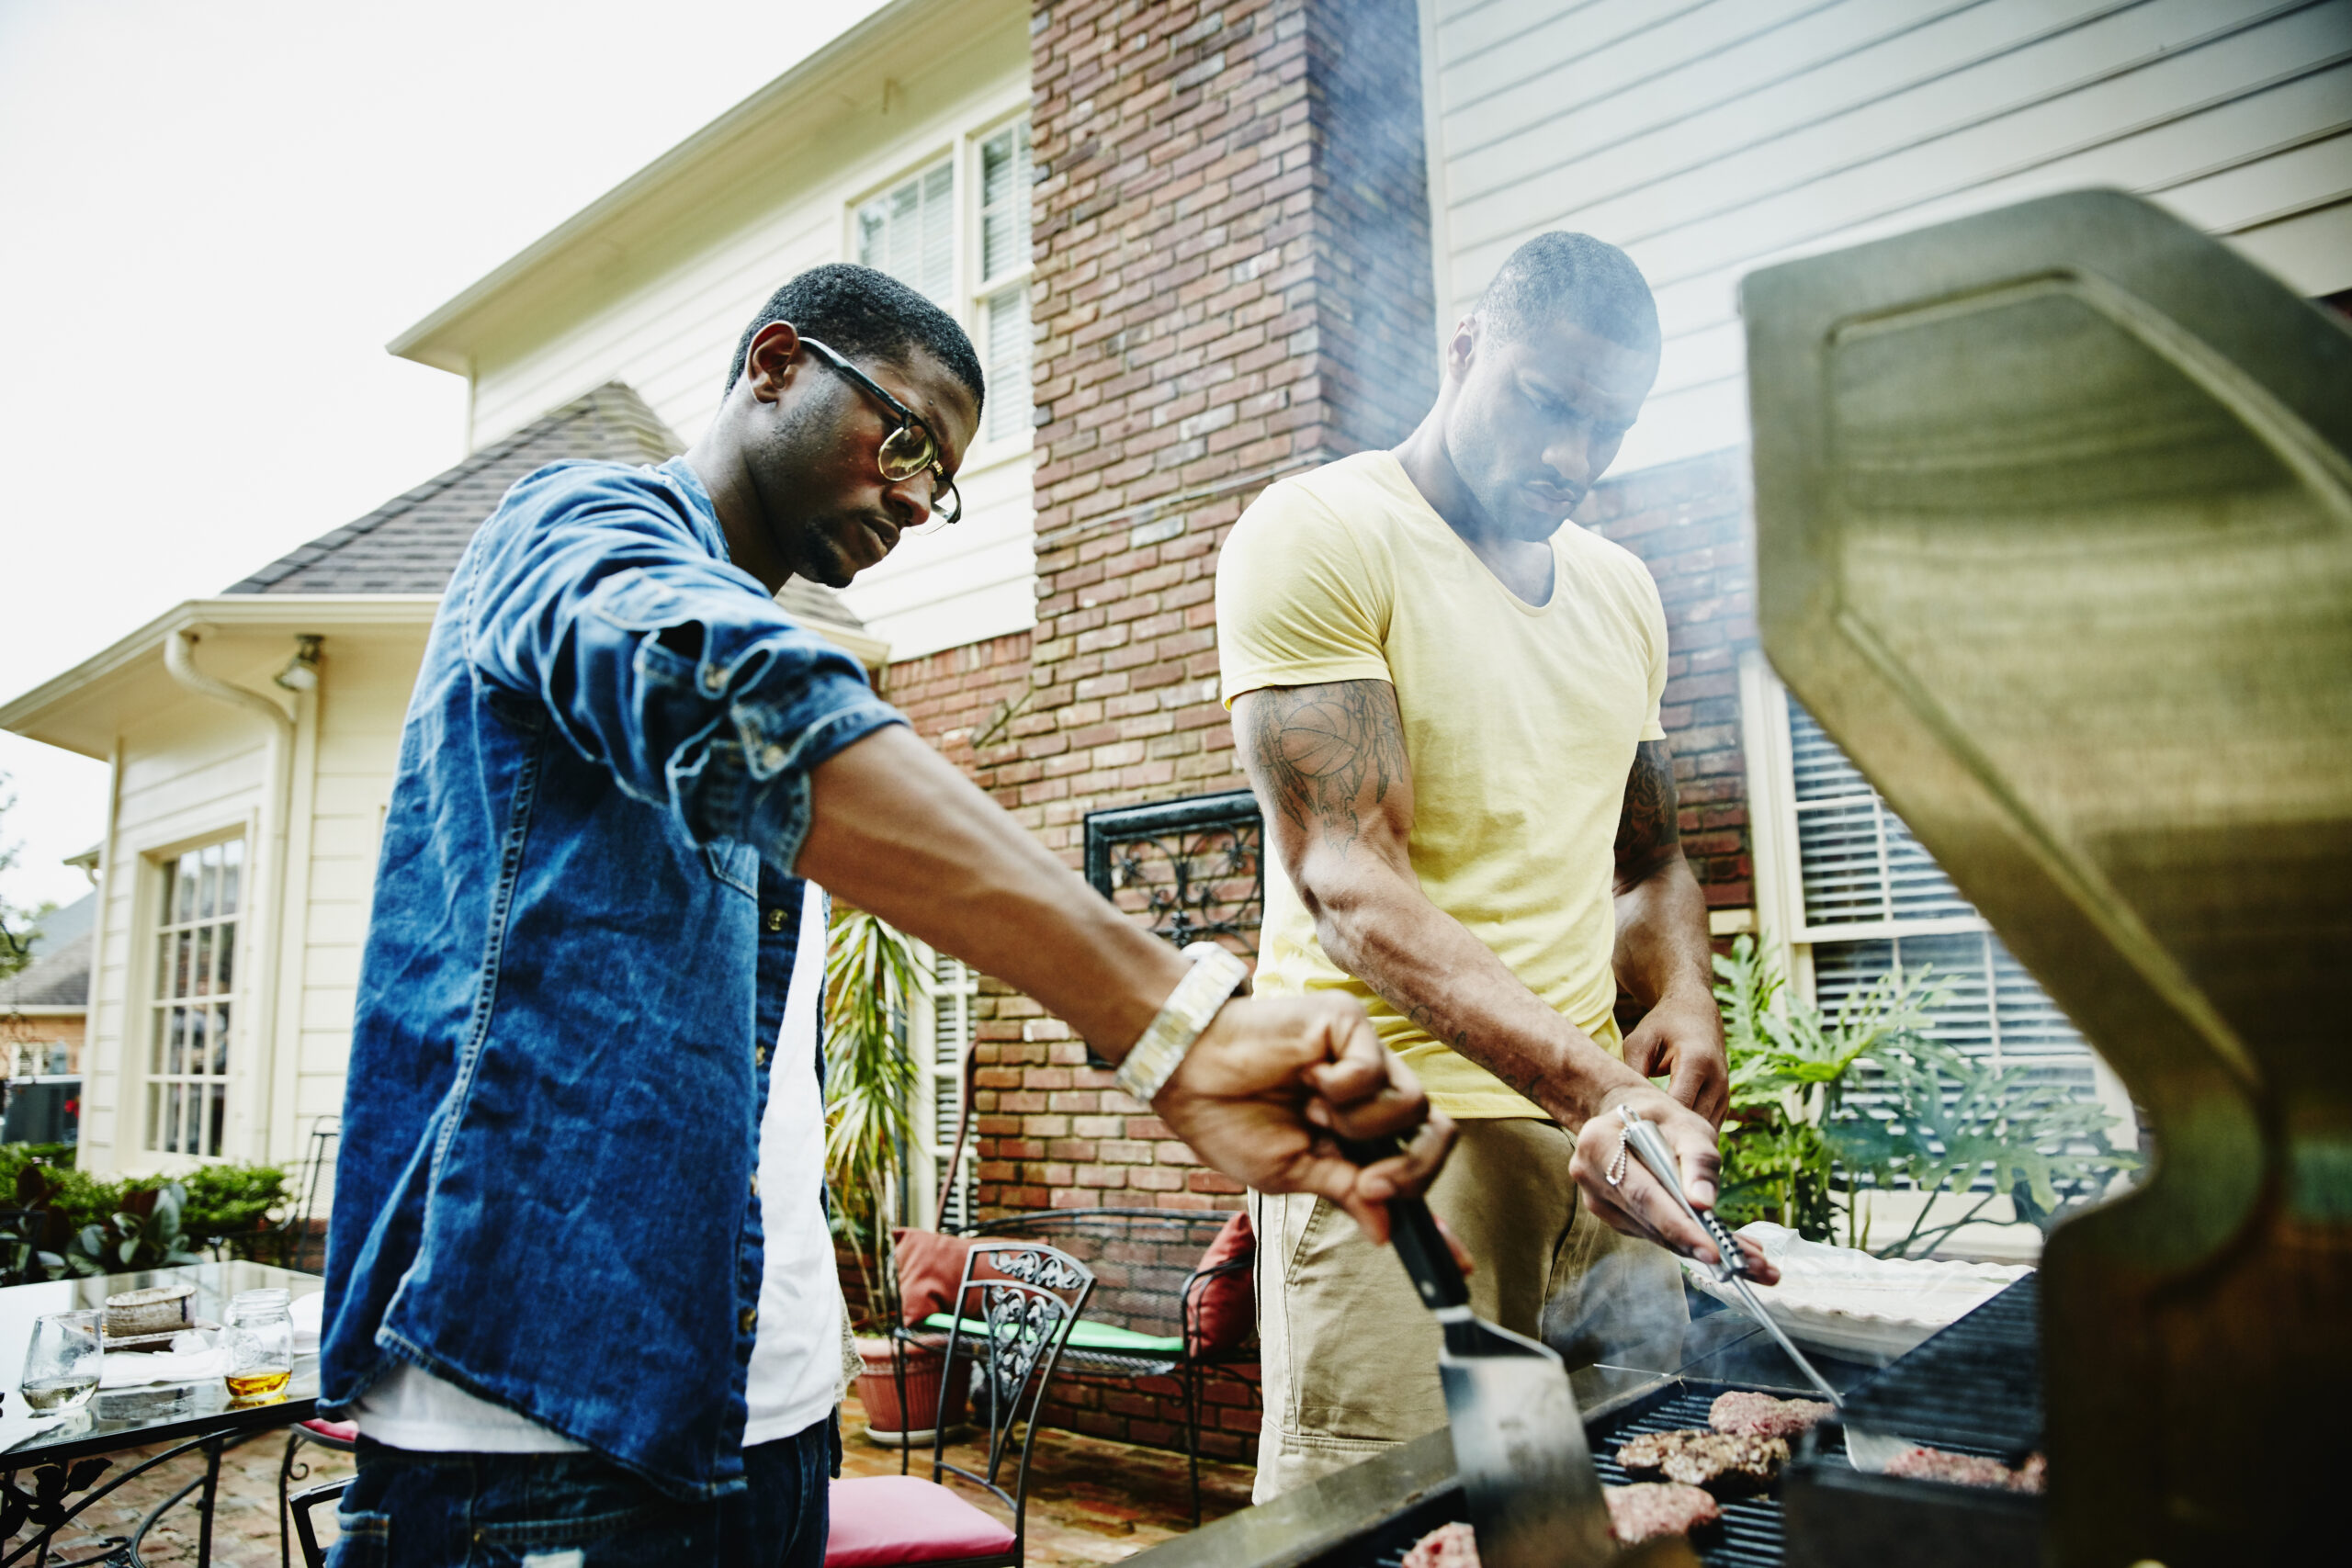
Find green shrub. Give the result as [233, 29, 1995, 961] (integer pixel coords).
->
[0, 1149, 290, 1279]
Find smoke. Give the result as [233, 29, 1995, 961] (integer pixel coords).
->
[1541, 1207, 1692, 1372]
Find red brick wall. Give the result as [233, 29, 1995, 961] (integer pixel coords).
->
[1577, 448, 1759, 915]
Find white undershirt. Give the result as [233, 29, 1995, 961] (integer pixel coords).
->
[353, 880, 840, 1452]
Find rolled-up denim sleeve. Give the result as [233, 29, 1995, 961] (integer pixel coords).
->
[460, 470, 905, 873]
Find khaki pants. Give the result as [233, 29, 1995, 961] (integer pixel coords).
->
[1249, 1118, 1688, 1502]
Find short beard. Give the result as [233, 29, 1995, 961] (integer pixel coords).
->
[746, 381, 862, 585]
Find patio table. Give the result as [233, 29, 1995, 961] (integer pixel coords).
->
[0, 1260, 323, 1567]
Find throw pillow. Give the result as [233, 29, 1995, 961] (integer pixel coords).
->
[890, 1227, 983, 1328]
[1186, 1210, 1255, 1356]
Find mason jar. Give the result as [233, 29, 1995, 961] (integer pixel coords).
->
[223, 1288, 295, 1401]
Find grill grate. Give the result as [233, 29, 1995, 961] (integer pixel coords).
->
[1840, 1275, 2041, 1460]
[1365, 1383, 1820, 1568]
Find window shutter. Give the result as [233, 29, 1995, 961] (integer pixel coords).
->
[931, 950, 978, 1230]
[1789, 698, 1973, 926]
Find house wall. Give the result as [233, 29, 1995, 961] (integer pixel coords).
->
[1419, 0, 2352, 476]
[73, 630, 424, 1188]
[82, 692, 272, 1170]
[458, 1, 1037, 663]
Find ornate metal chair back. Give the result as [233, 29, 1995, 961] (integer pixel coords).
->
[931, 1240, 1095, 1536]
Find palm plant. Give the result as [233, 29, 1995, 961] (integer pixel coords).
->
[821, 903, 927, 1326]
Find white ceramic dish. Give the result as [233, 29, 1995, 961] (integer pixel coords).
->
[1682, 1222, 2033, 1361]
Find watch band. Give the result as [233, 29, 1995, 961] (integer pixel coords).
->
[1112, 945, 1250, 1107]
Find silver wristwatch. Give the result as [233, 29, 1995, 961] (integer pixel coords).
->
[1111, 944, 1250, 1106]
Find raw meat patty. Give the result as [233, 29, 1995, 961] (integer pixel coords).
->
[1400, 1520, 1480, 1568]
[1708, 1390, 1837, 1439]
[1885, 1444, 2048, 1494]
[1616, 1428, 1789, 1495]
[1607, 1482, 1722, 1543]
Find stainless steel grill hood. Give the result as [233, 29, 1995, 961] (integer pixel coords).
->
[1743, 188, 2352, 1564]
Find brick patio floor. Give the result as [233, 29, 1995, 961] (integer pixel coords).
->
[5, 1393, 1251, 1566]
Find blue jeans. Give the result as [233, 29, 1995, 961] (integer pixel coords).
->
[328, 1416, 836, 1568]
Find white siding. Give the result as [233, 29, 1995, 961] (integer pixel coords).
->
[462, 37, 1035, 663]
[1422, 0, 2352, 474]
[85, 701, 271, 1172]
[75, 635, 424, 1193]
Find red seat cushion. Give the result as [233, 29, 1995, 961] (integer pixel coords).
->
[825, 1475, 1016, 1567]
[1187, 1211, 1255, 1356]
[300, 1418, 360, 1445]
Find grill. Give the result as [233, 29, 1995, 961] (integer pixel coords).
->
[1840, 1277, 2039, 1461]
[1359, 1383, 1795, 1568]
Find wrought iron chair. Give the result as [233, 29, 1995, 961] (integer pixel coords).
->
[270, 1118, 350, 1568]
[964, 1208, 1255, 1526]
[287, 1476, 349, 1568]
[828, 1241, 1095, 1568]
[268, 1117, 340, 1271]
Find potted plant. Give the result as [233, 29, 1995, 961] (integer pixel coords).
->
[821, 903, 968, 1442]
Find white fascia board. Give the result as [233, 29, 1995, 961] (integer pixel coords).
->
[386, 0, 995, 375]
[0, 596, 441, 755]
[2, 593, 885, 756]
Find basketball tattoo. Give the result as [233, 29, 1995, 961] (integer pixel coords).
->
[1242, 681, 1408, 858]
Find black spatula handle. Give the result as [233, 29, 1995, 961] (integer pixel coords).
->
[1340, 1135, 1469, 1313]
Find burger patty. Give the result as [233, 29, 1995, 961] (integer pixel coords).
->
[1398, 1481, 1724, 1567]
[1399, 1520, 1480, 1568]
[1607, 1482, 1723, 1543]
[1708, 1390, 1838, 1439]
[1616, 1428, 1789, 1495]
[1885, 1445, 2047, 1494]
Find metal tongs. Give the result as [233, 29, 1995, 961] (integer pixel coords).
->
[1617, 1106, 1844, 1410]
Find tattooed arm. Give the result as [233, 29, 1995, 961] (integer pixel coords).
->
[1611, 739, 1729, 1124]
[1233, 681, 1760, 1268]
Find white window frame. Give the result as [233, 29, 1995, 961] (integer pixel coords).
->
[141, 830, 249, 1162]
[841, 104, 1035, 480]
[968, 114, 1034, 456]
[1740, 651, 2134, 1130]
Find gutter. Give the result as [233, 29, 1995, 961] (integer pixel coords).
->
[164, 629, 297, 1162]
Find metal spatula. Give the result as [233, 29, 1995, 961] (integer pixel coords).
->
[1349, 1142, 1616, 1568]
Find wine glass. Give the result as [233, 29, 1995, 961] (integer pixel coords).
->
[20, 1310, 103, 1413]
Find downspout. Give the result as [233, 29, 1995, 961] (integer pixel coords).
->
[164, 628, 294, 1161]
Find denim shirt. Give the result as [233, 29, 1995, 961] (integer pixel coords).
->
[318, 457, 902, 1499]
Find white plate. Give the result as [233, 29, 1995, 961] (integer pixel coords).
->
[1682, 1222, 2032, 1360]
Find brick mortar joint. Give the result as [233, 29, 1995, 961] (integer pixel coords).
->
[1035, 446, 1340, 554]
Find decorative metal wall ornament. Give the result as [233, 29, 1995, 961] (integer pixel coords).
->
[1081, 789, 1264, 1068]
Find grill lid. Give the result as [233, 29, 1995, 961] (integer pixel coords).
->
[1743, 189, 2352, 1562]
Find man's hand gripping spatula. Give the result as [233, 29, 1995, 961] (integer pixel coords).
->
[1349, 1139, 1702, 1568]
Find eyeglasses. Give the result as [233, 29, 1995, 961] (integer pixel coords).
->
[798, 335, 962, 525]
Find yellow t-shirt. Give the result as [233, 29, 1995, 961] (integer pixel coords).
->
[1216, 451, 1669, 1119]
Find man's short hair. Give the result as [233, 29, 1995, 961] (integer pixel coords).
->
[1476, 232, 1660, 354]
[723, 263, 987, 413]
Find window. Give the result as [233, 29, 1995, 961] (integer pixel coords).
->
[1755, 671, 2120, 1110]
[928, 950, 978, 1230]
[855, 159, 955, 304]
[849, 117, 1033, 452]
[149, 839, 242, 1156]
[975, 120, 1033, 445]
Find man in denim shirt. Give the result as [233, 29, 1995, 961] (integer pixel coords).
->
[320, 265, 1453, 1567]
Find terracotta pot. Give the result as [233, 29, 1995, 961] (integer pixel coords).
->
[854, 1333, 970, 1446]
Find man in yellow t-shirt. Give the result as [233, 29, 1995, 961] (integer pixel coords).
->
[1217, 232, 1773, 1499]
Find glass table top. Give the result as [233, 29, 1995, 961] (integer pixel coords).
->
[0, 1261, 323, 1465]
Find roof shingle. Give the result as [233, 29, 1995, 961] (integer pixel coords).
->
[221, 382, 865, 634]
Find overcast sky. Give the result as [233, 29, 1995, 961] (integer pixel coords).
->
[0, 0, 888, 916]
